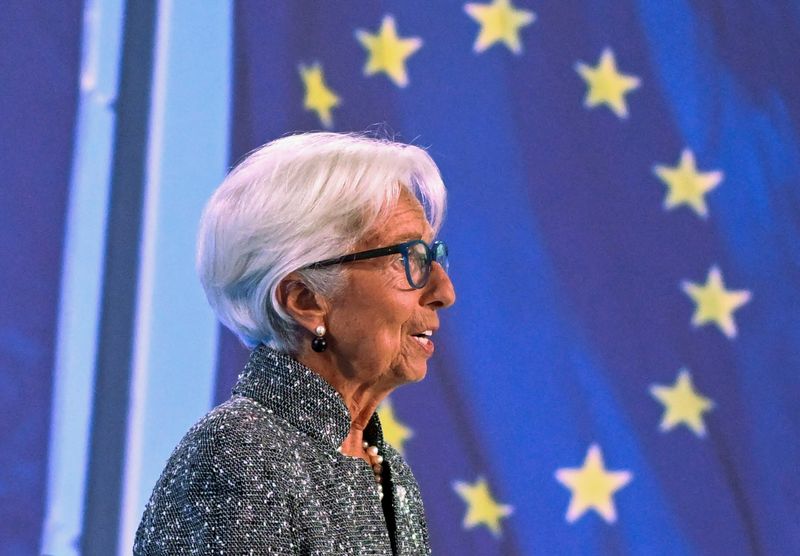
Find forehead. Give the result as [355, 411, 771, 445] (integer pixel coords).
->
[363, 190, 433, 246]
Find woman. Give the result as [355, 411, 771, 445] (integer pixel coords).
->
[134, 132, 456, 555]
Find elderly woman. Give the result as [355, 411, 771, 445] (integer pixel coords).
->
[134, 132, 455, 554]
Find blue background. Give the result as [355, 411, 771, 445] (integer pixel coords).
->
[2, 1, 798, 554]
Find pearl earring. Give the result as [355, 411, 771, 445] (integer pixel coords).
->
[311, 324, 327, 352]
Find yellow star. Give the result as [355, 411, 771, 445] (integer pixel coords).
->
[298, 62, 340, 128]
[575, 48, 641, 118]
[650, 369, 714, 437]
[453, 477, 513, 537]
[654, 149, 723, 218]
[377, 398, 413, 455]
[555, 444, 632, 524]
[682, 266, 752, 339]
[464, 0, 536, 54]
[355, 15, 422, 88]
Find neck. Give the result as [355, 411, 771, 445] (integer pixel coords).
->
[296, 348, 395, 459]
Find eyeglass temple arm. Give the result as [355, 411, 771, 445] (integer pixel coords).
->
[306, 244, 406, 269]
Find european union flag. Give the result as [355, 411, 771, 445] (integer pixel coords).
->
[218, 2, 799, 553]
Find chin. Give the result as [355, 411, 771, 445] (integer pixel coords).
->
[390, 360, 428, 385]
[404, 362, 429, 383]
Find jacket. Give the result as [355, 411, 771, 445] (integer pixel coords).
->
[134, 345, 431, 555]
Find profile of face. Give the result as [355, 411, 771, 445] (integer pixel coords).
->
[322, 191, 456, 389]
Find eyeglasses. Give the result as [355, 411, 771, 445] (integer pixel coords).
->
[306, 239, 449, 289]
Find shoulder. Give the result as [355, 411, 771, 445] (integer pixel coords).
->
[141, 396, 301, 503]
[192, 396, 296, 448]
[134, 396, 305, 553]
[166, 395, 308, 479]
[141, 395, 321, 521]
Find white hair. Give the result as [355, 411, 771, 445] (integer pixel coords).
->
[196, 131, 447, 353]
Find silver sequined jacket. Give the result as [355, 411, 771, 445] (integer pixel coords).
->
[134, 346, 431, 555]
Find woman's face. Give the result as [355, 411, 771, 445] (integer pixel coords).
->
[325, 192, 456, 388]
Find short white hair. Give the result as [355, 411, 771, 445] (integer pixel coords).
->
[197, 132, 447, 353]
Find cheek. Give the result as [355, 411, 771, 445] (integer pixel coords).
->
[365, 310, 415, 367]
[329, 272, 420, 365]
[379, 322, 409, 357]
[333, 307, 405, 362]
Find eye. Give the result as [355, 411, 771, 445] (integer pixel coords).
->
[407, 245, 429, 274]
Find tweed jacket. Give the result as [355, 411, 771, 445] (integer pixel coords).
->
[133, 345, 431, 555]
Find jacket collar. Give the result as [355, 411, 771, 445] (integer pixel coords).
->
[232, 345, 385, 450]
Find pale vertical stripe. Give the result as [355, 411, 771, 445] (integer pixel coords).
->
[40, 1, 125, 554]
[116, 1, 232, 553]
[117, 0, 171, 550]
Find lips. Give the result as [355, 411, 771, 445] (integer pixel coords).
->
[410, 329, 435, 354]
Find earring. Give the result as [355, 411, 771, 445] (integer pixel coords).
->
[311, 324, 327, 352]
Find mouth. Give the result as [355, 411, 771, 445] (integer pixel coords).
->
[409, 329, 435, 355]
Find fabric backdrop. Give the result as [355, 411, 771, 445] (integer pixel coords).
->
[2, 1, 799, 554]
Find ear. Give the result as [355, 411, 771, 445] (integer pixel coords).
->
[276, 272, 328, 333]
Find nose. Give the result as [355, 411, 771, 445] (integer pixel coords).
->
[422, 261, 456, 308]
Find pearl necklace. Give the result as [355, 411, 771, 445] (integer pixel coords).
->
[363, 441, 384, 500]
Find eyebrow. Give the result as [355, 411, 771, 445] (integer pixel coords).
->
[386, 233, 424, 244]
[388, 225, 435, 245]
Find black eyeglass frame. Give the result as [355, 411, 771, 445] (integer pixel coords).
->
[305, 239, 448, 289]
